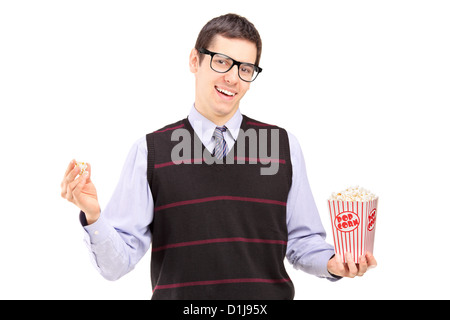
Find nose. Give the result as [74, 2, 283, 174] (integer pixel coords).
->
[224, 65, 239, 84]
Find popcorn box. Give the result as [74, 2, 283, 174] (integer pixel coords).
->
[328, 198, 378, 263]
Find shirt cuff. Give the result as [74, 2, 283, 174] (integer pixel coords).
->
[79, 211, 112, 245]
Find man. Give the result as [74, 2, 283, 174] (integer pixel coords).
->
[61, 13, 376, 300]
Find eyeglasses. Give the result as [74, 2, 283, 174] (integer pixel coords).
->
[199, 48, 263, 82]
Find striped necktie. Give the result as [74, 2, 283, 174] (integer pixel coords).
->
[213, 126, 228, 160]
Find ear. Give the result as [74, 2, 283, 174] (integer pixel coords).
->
[189, 48, 199, 74]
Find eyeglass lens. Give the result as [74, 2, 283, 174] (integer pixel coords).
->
[211, 54, 258, 82]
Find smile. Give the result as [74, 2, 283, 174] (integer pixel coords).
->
[215, 86, 237, 97]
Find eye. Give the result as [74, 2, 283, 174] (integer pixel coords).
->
[213, 54, 231, 64]
[240, 64, 255, 75]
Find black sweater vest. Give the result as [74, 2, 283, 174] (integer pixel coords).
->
[146, 115, 294, 299]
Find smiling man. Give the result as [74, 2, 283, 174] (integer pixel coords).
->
[61, 13, 376, 300]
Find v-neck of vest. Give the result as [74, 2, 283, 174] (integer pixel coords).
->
[182, 115, 251, 169]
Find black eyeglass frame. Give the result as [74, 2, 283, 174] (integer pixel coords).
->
[198, 48, 263, 82]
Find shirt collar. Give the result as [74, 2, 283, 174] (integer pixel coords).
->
[188, 104, 242, 144]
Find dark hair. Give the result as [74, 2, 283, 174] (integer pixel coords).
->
[195, 13, 262, 66]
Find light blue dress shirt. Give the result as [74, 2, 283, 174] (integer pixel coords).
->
[82, 105, 338, 284]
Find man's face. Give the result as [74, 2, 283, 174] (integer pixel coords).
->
[190, 35, 257, 125]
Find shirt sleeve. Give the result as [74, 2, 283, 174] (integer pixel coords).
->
[285, 131, 340, 281]
[81, 136, 153, 281]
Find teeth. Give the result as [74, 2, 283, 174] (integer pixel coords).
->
[216, 87, 236, 96]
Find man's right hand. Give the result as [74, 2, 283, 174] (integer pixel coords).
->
[61, 160, 101, 225]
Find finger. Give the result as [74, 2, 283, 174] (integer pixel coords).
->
[72, 171, 89, 201]
[335, 254, 346, 276]
[66, 170, 85, 202]
[63, 159, 76, 179]
[346, 252, 358, 278]
[61, 160, 76, 196]
[85, 163, 92, 183]
[366, 252, 378, 269]
[357, 254, 368, 276]
[65, 164, 81, 186]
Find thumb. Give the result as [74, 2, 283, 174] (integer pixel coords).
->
[85, 163, 92, 182]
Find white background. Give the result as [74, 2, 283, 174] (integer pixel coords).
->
[1, 0, 449, 300]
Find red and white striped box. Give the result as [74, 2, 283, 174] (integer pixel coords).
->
[328, 198, 378, 263]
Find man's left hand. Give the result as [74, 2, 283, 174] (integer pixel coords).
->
[327, 252, 377, 278]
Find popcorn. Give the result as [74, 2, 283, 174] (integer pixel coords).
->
[329, 185, 377, 202]
[328, 185, 379, 263]
[75, 161, 88, 176]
